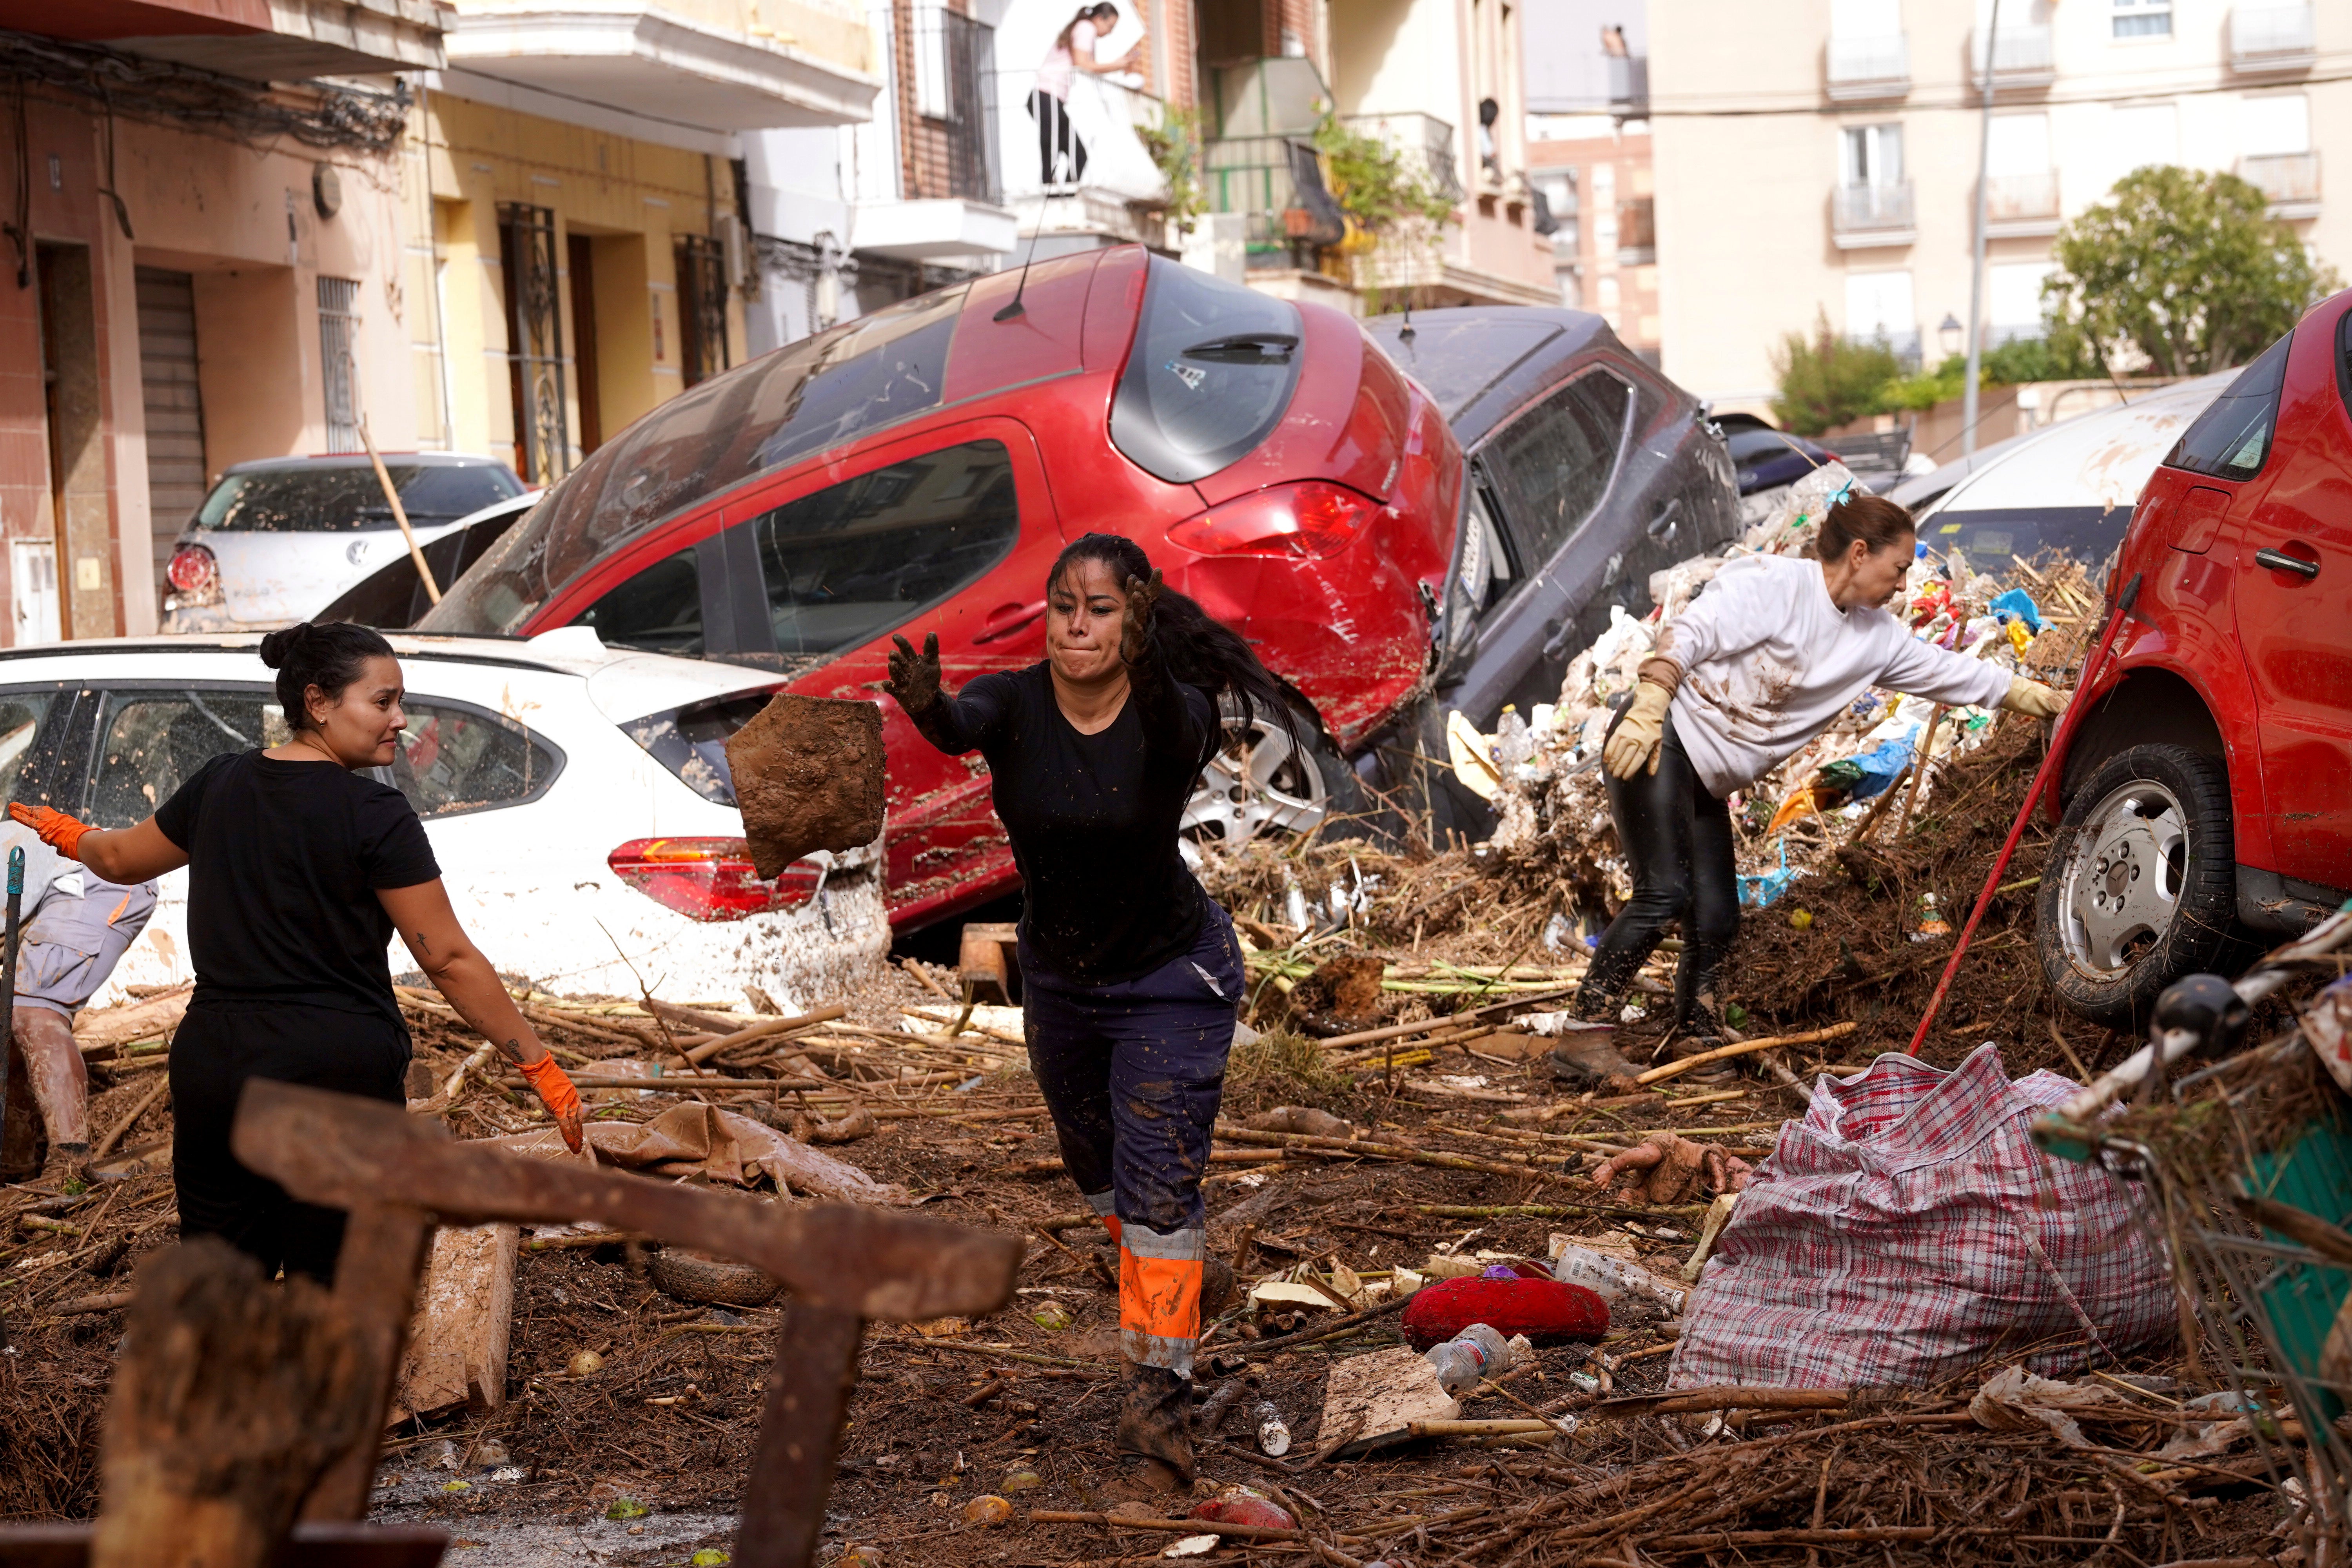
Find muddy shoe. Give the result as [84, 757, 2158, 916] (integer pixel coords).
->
[1548, 1027, 1640, 1088]
[1666, 1001, 1739, 1085]
[1116, 1359, 1196, 1486]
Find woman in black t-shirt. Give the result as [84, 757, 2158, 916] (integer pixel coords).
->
[11, 622, 583, 1281]
[886, 532, 1295, 1495]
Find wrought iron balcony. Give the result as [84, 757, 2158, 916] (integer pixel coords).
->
[1832, 180, 1915, 247]
[1826, 32, 1908, 102]
[2239, 150, 2321, 216]
[2230, 5, 2317, 72]
[1970, 23, 2054, 90]
[1983, 169, 2059, 234]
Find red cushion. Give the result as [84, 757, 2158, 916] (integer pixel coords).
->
[1401, 1276, 1610, 1350]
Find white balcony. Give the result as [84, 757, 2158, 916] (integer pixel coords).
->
[1832, 180, 1915, 249]
[2239, 150, 2321, 218]
[1341, 113, 1464, 203]
[1971, 23, 2054, 90]
[852, 198, 1017, 260]
[441, 2, 882, 136]
[108, 0, 446, 77]
[1983, 169, 2060, 236]
[1826, 32, 1908, 102]
[2230, 5, 2317, 72]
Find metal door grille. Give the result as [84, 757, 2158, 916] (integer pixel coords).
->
[498, 202, 569, 483]
[317, 276, 360, 452]
[676, 234, 729, 388]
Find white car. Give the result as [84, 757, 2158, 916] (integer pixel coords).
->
[162, 454, 528, 633]
[0, 631, 883, 1008]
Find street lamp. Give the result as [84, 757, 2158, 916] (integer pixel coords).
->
[1939, 314, 1964, 359]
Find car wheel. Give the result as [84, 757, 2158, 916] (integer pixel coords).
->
[1181, 699, 1363, 864]
[2036, 742, 2237, 1030]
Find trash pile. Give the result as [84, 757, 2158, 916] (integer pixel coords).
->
[2, 490, 2339, 1564]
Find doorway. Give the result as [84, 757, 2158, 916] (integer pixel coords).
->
[36, 241, 108, 642]
[567, 232, 603, 455]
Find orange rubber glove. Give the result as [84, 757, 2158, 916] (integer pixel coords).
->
[518, 1053, 585, 1153]
[9, 802, 96, 862]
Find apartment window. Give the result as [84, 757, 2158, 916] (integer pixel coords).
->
[1986, 113, 2051, 176]
[2112, 0, 2170, 38]
[1988, 261, 2055, 343]
[2104, 102, 2180, 182]
[1832, 0, 1902, 35]
[317, 277, 360, 453]
[1842, 123, 1904, 187]
[1846, 269, 1916, 362]
[2242, 94, 2311, 157]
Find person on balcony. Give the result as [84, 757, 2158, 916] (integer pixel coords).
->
[1031, 2, 1143, 187]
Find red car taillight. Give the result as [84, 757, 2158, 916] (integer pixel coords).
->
[1165, 481, 1379, 561]
[607, 838, 820, 922]
[166, 542, 220, 603]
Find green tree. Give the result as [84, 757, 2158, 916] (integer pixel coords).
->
[1769, 312, 1906, 435]
[2045, 165, 2340, 376]
[1310, 113, 1455, 239]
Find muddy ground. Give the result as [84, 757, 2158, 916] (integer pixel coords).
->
[0, 712, 2322, 1564]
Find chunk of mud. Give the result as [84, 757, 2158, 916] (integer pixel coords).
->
[724, 694, 886, 878]
[1291, 953, 1385, 1033]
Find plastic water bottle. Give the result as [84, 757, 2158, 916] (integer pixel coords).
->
[1253, 1400, 1291, 1457]
[1550, 1243, 1689, 1316]
[1283, 873, 1310, 932]
[1424, 1323, 1512, 1396]
[1494, 706, 1534, 769]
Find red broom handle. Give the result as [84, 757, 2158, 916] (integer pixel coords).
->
[1905, 573, 2143, 1055]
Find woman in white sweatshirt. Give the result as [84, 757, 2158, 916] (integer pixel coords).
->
[1559, 492, 2068, 1084]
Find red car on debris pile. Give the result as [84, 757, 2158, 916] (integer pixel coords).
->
[419, 245, 1735, 931]
[2038, 286, 2352, 1024]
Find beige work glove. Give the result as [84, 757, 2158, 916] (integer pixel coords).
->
[2002, 676, 2069, 720]
[1603, 681, 1672, 780]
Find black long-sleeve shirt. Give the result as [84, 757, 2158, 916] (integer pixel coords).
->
[907, 643, 1218, 984]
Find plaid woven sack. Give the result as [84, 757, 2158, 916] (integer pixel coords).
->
[1670, 1044, 2174, 1388]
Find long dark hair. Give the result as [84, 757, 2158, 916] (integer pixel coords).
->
[1047, 532, 1300, 751]
[258, 620, 396, 733]
[1054, 2, 1116, 55]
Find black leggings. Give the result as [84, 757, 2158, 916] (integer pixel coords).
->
[1581, 715, 1740, 1027]
[1030, 90, 1087, 185]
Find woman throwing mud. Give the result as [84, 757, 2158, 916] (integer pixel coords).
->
[1557, 492, 2071, 1086]
[887, 532, 1283, 1495]
[10, 621, 583, 1281]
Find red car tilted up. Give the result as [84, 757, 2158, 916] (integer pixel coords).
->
[421, 247, 1458, 929]
[2039, 285, 2352, 1024]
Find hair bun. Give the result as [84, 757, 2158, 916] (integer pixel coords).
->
[258, 622, 314, 670]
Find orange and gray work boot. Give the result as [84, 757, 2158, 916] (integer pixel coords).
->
[1114, 1221, 1203, 1487]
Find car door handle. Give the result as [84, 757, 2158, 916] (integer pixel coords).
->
[973, 599, 1048, 642]
[2255, 548, 2320, 580]
[1645, 497, 1682, 541]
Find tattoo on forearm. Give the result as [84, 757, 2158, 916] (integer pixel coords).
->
[496, 1036, 528, 1065]
[413, 931, 431, 956]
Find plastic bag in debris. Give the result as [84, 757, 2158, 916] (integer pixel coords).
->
[1671, 1046, 2174, 1389]
[1816, 733, 1915, 801]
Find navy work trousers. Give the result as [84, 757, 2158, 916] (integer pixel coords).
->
[1023, 902, 1243, 1377]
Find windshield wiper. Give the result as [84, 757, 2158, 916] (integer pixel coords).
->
[1180, 333, 1299, 365]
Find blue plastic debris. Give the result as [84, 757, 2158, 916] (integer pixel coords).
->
[1738, 840, 1801, 908]
[1989, 588, 2044, 634]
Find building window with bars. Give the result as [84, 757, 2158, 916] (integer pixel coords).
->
[318, 276, 361, 452]
[2112, 0, 2171, 38]
[676, 235, 730, 389]
[499, 202, 570, 484]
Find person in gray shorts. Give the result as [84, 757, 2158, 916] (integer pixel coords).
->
[0, 825, 157, 1180]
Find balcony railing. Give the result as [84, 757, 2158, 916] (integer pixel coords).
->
[1971, 23, 2054, 88]
[1607, 54, 1649, 117]
[1833, 180, 1915, 241]
[1826, 32, 1909, 101]
[2230, 4, 2317, 71]
[1202, 134, 1345, 261]
[1847, 328, 1922, 370]
[1984, 169, 2059, 225]
[1340, 113, 1463, 203]
[2239, 150, 2321, 211]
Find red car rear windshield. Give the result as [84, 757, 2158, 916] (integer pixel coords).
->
[1110, 257, 1303, 484]
[421, 287, 968, 636]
